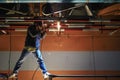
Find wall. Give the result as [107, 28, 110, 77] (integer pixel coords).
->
[0, 30, 120, 80]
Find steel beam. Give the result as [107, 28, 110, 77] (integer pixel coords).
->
[0, 0, 119, 3]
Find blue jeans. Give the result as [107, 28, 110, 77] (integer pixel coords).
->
[13, 48, 47, 74]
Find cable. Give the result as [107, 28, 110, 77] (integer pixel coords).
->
[31, 65, 39, 80]
[31, 37, 44, 80]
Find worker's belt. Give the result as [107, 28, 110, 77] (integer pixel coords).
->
[24, 47, 36, 52]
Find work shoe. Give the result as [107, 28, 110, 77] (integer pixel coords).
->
[44, 72, 51, 80]
[9, 73, 17, 78]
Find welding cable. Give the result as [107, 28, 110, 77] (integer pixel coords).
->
[32, 38, 44, 80]
[31, 65, 39, 80]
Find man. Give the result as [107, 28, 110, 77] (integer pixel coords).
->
[9, 19, 50, 80]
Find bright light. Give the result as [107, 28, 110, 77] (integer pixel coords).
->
[57, 21, 61, 31]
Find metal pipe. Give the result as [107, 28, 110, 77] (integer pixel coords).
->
[0, 0, 119, 3]
[48, 74, 120, 80]
[0, 17, 119, 22]
[85, 5, 93, 16]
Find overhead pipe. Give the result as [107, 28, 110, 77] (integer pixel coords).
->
[0, 16, 119, 22]
[1, 0, 119, 3]
[0, 26, 118, 33]
[0, 17, 119, 22]
[0, 17, 119, 30]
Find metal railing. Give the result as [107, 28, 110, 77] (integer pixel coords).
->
[48, 74, 120, 80]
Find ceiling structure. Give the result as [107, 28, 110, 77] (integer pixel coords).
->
[0, 1, 120, 35]
[0, 0, 119, 3]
